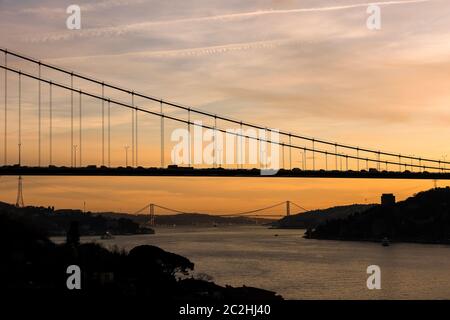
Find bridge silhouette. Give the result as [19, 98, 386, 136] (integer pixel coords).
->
[1, 47, 450, 180]
[133, 200, 306, 226]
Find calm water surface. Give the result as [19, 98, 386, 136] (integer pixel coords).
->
[53, 226, 450, 299]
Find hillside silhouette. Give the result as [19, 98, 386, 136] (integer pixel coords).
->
[273, 204, 374, 229]
[310, 187, 450, 243]
[0, 202, 153, 236]
[0, 210, 282, 300]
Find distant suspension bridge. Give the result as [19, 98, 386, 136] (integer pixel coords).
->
[133, 201, 307, 226]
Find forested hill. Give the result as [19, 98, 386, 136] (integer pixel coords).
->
[309, 187, 450, 244]
[273, 204, 374, 229]
[0, 202, 153, 236]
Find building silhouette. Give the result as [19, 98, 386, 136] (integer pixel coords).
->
[381, 193, 396, 206]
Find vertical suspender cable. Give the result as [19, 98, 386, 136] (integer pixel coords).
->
[188, 108, 191, 167]
[259, 130, 263, 169]
[377, 152, 380, 171]
[101, 83, 104, 166]
[303, 148, 306, 170]
[131, 92, 135, 167]
[70, 73, 74, 167]
[289, 134, 292, 170]
[262, 128, 267, 170]
[135, 95, 138, 167]
[312, 139, 315, 170]
[240, 122, 243, 169]
[335, 144, 338, 170]
[18, 72, 21, 165]
[235, 131, 239, 169]
[213, 116, 217, 168]
[107, 99, 110, 167]
[357, 148, 359, 171]
[38, 63, 42, 167]
[49, 82, 52, 165]
[79, 90, 82, 167]
[4, 51, 7, 165]
[160, 101, 164, 168]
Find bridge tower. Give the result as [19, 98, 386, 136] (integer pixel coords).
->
[149, 203, 155, 227]
[15, 176, 24, 208]
[286, 200, 290, 216]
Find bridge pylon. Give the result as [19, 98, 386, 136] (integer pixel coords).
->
[286, 200, 290, 216]
[15, 175, 24, 208]
[149, 203, 155, 227]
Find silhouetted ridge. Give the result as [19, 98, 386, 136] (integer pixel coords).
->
[0, 202, 154, 236]
[273, 204, 374, 229]
[309, 187, 450, 243]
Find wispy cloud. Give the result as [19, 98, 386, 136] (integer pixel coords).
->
[48, 39, 296, 60]
[20, 0, 147, 15]
[24, 0, 433, 43]
[164, 0, 433, 22]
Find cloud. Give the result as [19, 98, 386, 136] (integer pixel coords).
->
[20, 0, 147, 15]
[46, 39, 294, 60]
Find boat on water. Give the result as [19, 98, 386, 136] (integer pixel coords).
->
[101, 231, 114, 240]
[382, 237, 390, 247]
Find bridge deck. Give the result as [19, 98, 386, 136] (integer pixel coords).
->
[1, 166, 450, 180]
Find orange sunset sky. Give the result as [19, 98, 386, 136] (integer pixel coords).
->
[1, 0, 450, 214]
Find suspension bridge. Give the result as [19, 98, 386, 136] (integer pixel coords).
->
[1, 47, 450, 180]
[133, 200, 307, 226]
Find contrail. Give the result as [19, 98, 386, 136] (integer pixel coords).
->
[154, 0, 432, 23]
[26, 0, 433, 43]
[48, 38, 298, 61]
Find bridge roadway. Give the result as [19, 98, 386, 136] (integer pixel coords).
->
[1, 165, 450, 180]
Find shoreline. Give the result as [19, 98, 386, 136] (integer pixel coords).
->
[307, 236, 450, 246]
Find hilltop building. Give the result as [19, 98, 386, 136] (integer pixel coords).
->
[381, 193, 396, 206]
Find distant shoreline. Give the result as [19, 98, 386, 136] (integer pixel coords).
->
[52, 225, 450, 246]
[306, 235, 450, 246]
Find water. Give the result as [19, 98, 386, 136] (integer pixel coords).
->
[52, 226, 450, 299]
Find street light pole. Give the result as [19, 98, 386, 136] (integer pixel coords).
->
[73, 145, 78, 167]
[125, 145, 129, 167]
